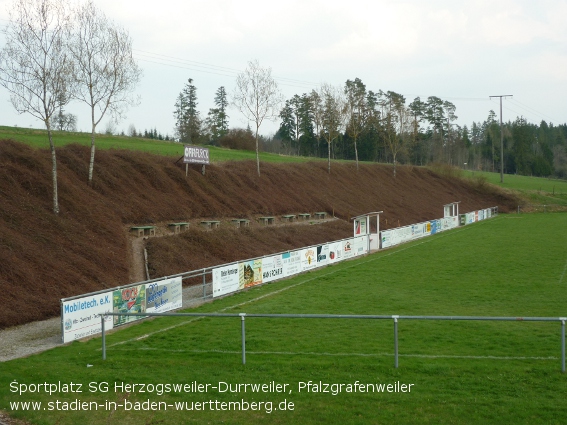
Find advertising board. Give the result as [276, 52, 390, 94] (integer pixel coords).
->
[212, 263, 240, 297]
[145, 277, 183, 313]
[262, 255, 285, 283]
[183, 145, 210, 164]
[282, 250, 302, 276]
[239, 259, 263, 288]
[62, 292, 113, 343]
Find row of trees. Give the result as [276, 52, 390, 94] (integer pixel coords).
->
[0, 0, 141, 213]
[171, 69, 566, 179]
[272, 78, 567, 178]
[275, 79, 462, 176]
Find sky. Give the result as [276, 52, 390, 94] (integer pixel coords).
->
[0, 0, 566, 138]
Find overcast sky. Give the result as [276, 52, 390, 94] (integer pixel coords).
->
[0, 0, 566, 138]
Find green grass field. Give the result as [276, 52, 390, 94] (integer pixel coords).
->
[463, 170, 567, 209]
[1, 213, 566, 424]
[0, 125, 311, 163]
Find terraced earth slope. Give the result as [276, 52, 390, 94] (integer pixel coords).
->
[0, 140, 518, 328]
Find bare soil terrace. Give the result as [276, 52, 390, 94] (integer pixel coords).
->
[0, 140, 518, 330]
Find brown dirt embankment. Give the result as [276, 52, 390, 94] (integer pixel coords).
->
[0, 140, 518, 328]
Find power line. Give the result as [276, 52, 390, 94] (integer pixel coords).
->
[133, 49, 319, 90]
[508, 98, 560, 124]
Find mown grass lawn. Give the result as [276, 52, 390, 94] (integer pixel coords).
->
[1, 213, 566, 424]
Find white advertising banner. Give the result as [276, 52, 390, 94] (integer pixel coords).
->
[442, 216, 459, 230]
[342, 238, 357, 259]
[352, 236, 368, 257]
[316, 244, 331, 268]
[62, 292, 113, 343]
[212, 263, 240, 297]
[262, 254, 285, 283]
[327, 241, 344, 264]
[467, 212, 475, 224]
[282, 250, 302, 276]
[145, 277, 183, 313]
[301, 247, 318, 272]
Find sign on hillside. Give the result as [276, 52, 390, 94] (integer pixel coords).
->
[184, 145, 210, 164]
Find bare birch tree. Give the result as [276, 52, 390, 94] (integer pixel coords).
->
[233, 60, 282, 176]
[382, 91, 409, 177]
[69, 0, 141, 185]
[319, 83, 346, 174]
[344, 78, 367, 171]
[0, 0, 73, 214]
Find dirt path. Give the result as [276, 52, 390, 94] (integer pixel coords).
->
[129, 236, 147, 283]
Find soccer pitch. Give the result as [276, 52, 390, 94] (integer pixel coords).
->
[2, 213, 567, 424]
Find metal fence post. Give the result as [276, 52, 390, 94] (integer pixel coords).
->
[393, 315, 399, 368]
[202, 270, 206, 299]
[561, 318, 566, 373]
[240, 313, 246, 365]
[101, 315, 106, 361]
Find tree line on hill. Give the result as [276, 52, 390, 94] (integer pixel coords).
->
[170, 76, 567, 179]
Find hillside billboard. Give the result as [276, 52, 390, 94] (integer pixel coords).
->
[184, 145, 210, 164]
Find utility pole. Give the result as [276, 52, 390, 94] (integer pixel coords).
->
[489, 95, 513, 183]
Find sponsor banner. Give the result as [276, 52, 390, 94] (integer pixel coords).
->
[183, 145, 210, 164]
[262, 254, 285, 283]
[113, 285, 146, 327]
[342, 238, 356, 259]
[487, 208, 492, 218]
[442, 216, 459, 230]
[62, 292, 113, 343]
[145, 277, 182, 314]
[282, 250, 302, 276]
[411, 223, 427, 239]
[316, 244, 330, 267]
[301, 247, 318, 271]
[467, 212, 475, 224]
[478, 209, 485, 221]
[353, 236, 368, 256]
[212, 263, 240, 297]
[430, 220, 439, 235]
[239, 259, 263, 288]
[354, 218, 366, 235]
[327, 241, 343, 263]
[381, 229, 394, 249]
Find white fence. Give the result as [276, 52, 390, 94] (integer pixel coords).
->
[212, 235, 368, 298]
[60, 206, 498, 343]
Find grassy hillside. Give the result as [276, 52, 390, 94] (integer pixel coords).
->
[0, 125, 309, 163]
[1, 214, 565, 424]
[463, 170, 567, 209]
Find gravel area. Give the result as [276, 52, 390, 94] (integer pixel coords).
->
[0, 284, 212, 363]
[0, 317, 62, 362]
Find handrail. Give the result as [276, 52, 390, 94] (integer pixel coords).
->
[99, 312, 566, 372]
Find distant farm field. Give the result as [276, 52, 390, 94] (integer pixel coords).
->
[1, 213, 566, 424]
[464, 169, 567, 196]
